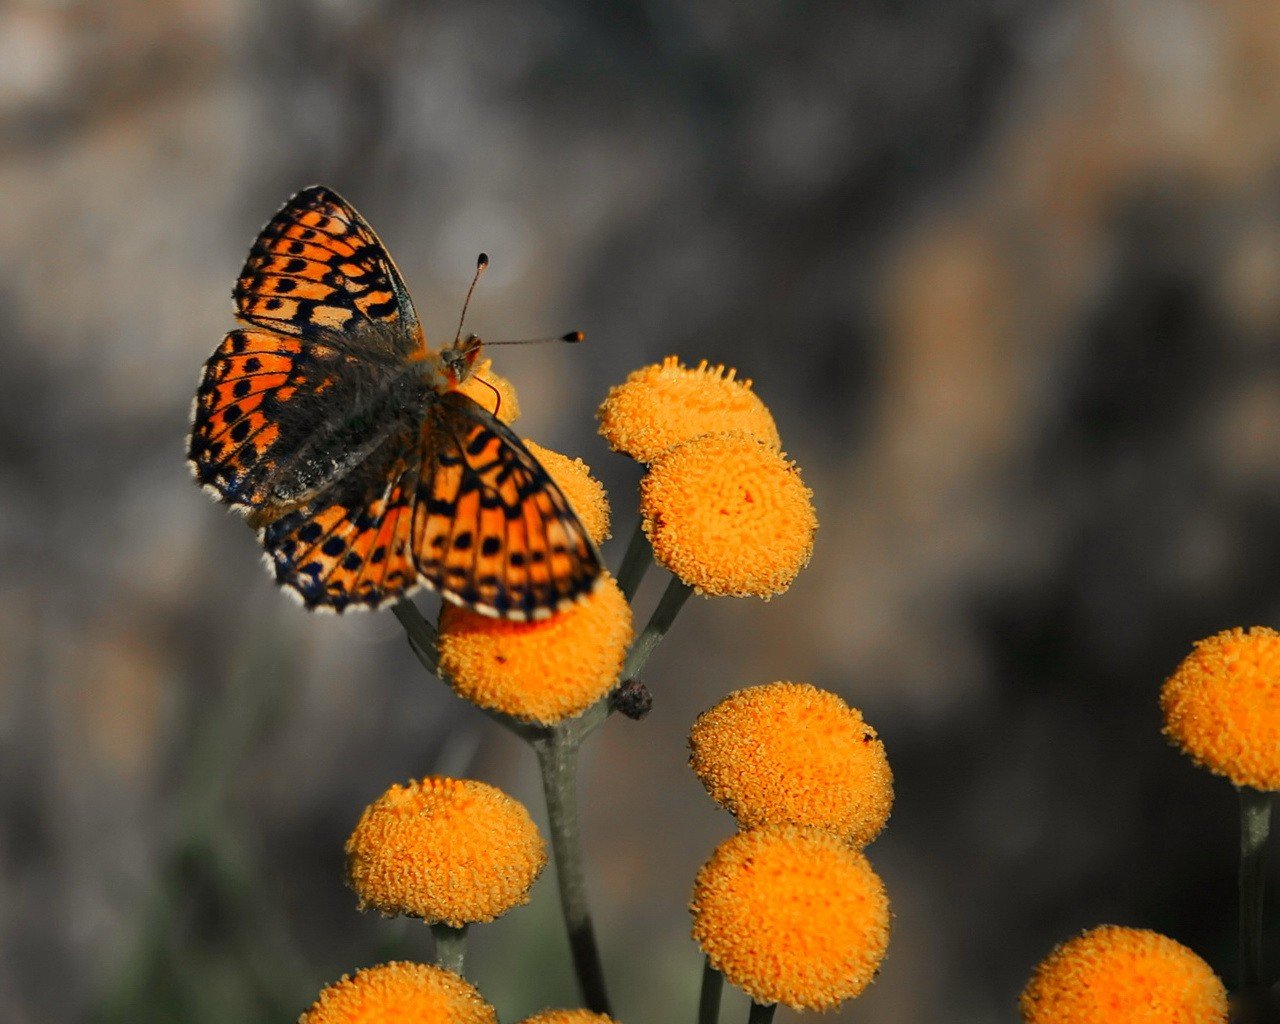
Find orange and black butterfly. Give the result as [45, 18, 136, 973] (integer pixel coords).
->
[188, 185, 602, 617]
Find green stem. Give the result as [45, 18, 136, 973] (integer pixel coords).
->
[698, 956, 724, 1024]
[747, 1001, 776, 1024]
[393, 599, 439, 674]
[622, 575, 693, 681]
[534, 725, 612, 1016]
[431, 922, 469, 976]
[1240, 787, 1272, 989]
[615, 520, 653, 602]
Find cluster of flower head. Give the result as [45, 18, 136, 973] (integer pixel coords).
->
[1011, 624, 1273, 1023]
[598, 357, 817, 599]
[295, 355, 827, 1022]
[687, 681, 893, 1011]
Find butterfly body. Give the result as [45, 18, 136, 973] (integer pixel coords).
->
[189, 186, 602, 617]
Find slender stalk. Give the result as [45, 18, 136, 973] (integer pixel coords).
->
[431, 922, 469, 976]
[698, 956, 724, 1024]
[393, 599, 439, 673]
[747, 1001, 776, 1024]
[615, 520, 654, 602]
[535, 725, 612, 1015]
[622, 575, 693, 681]
[1239, 787, 1272, 989]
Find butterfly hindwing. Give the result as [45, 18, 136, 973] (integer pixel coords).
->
[260, 445, 422, 611]
[236, 185, 423, 353]
[189, 329, 310, 505]
[413, 391, 603, 619]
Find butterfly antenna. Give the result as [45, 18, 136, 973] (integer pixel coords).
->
[485, 331, 586, 346]
[454, 253, 489, 346]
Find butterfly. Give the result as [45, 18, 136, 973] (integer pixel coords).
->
[188, 185, 603, 618]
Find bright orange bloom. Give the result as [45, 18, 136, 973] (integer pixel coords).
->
[524, 440, 611, 546]
[690, 827, 890, 1011]
[346, 777, 546, 927]
[516, 1012, 618, 1024]
[437, 574, 632, 724]
[457, 357, 521, 423]
[1020, 925, 1227, 1024]
[597, 356, 780, 463]
[641, 434, 816, 598]
[690, 682, 893, 846]
[299, 961, 497, 1024]
[1161, 626, 1280, 789]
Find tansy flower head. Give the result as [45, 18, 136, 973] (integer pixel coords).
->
[690, 826, 890, 1011]
[516, 1012, 618, 1024]
[299, 961, 497, 1024]
[457, 357, 521, 423]
[690, 682, 893, 846]
[597, 356, 780, 463]
[1161, 626, 1280, 789]
[345, 777, 546, 927]
[438, 574, 632, 724]
[1020, 925, 1227, 1024]
[641, 434, 816, 598]
[524, 439, 611, 546]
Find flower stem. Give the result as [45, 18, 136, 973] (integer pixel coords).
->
[431, 922, 469, 976]
[622, 575, 693, 681]
[393, 598, 439, 674]
[698, 956, 724, 1024]
[1239, 787, 1273, 989]
[534, 724, 613, 1015]
[747, 1001, 776, 1024]
[615, 520, 653, 602]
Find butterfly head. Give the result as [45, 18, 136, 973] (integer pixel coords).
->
[440, 333, 485, 386]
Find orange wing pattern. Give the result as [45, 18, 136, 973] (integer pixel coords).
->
[413, 392, 602, 620]
[236, 185, 422, 353]
[261, 449, 421, 611]
[189, 328, 307, 506]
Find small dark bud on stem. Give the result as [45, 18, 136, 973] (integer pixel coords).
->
[610, 678, 653, 720]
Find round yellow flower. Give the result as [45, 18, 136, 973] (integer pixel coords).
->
[597, 356, 780, 463]
[438, 574, 633, 724]
[516, 1012, 618, 1024]
[524, 439, 611, 546]
[690, 682, 893, 846]
[300, 961, 497, 1024]
[345, 777, 546, 927]
[1020, 925, 1227, 1024]
[1161, 626, 1280, 789]
[640, 434, 816, 598]
[458, 357, 521, 423]
[690, 827, 890, 1011]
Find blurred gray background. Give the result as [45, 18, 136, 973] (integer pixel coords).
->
[4, 1, 1280, 1021]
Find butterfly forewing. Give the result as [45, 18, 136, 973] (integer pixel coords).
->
[236, 185, 423, 354]
[413, 392, 602, 619]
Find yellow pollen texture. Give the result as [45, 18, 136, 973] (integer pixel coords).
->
[438, 574, 633, 724]
[457, 358, 521, 423]
[597, 356, 781, 463]
[1020, 925, 1227, 1024]
[516, 1011, 618, 1024]
[690, 682, 893, 846]
[524, 440, 612, 545]
[345, 777, 546, 927]
[690, 827, 890, 1011]
[1160, 626, 1280, 789]
[299, 961, 497, 1024]
[641, 434, 817, 598]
